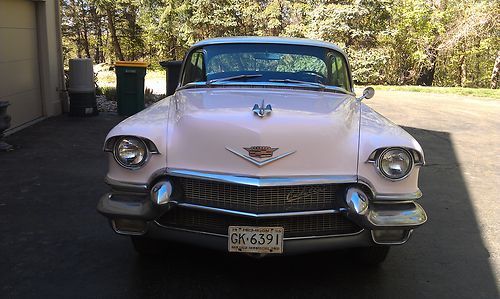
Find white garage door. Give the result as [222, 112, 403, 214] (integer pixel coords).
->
[0, 0, 43, 129]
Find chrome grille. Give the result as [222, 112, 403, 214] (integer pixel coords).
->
[175, 177, 338, 213]
[157, 208, 362, 238]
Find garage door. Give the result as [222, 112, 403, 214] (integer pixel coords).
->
[0, 0, 43, 129]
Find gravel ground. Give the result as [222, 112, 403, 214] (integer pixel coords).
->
[96, 95, 117, 112]
[96, 93, 165, 113]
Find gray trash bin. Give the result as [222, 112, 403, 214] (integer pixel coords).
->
[68, 58, 98, 116]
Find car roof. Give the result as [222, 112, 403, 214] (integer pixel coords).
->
[192, 36, 346, 55]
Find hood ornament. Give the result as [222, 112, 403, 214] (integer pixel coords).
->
[252, 100, 272, 118]
[226, 146, 295, 167]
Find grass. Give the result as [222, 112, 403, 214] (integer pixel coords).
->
[357, 85, 500, 99]
[95, 70, 164, 88]
[96, 68, 499, 100]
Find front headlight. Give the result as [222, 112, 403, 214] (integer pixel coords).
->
[376, 148, 413, 180]
[113, 137, 148, 169]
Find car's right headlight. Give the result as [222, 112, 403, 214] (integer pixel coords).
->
[376, 148, 413, 180]
[113, 136, 148, 169]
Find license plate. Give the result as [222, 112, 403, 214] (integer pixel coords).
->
[228, 226, 284, 254]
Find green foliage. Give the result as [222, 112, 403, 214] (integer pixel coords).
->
[61, 0, 500, 88]
[100, 86, 117, 101]
[358, 85, 500, 99]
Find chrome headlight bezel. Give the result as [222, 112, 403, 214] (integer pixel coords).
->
[112, 136, 149, 170]
[374, 147, 414, 181]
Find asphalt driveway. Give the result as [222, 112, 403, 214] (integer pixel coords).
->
[0, 91, 498, 298]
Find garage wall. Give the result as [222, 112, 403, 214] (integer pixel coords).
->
[0, 0, 64, 131]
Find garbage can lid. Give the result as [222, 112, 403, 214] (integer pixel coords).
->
[115, 61, 149, 67]
[160, 60, 182, 68]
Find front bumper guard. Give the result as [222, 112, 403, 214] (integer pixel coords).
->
[97, 192, 427, 232]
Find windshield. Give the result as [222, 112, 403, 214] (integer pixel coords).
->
[181, 43, 352, 92]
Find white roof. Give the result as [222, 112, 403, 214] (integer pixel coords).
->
[192, 36, 346, 55]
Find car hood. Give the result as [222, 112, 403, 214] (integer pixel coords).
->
[166, 87, 360, 177]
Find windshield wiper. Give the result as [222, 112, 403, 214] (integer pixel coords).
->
[208, 74, 263, 84]
[268, 79, 349, 94]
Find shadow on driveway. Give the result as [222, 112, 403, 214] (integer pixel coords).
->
[0, 115, 497, 298]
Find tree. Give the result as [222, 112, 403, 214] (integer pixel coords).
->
[492, 51, 500, 89]
[91, 0, 125, 61]
[59, 0, 499, 89]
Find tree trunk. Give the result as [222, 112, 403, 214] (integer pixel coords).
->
[79, 0, 91, 59]
[90, 5, 103, 63]
[69, 0, 83, 58]
[124, 7, 139, 60]
[458, 54, 467, 87]
[105, 7, 124, 61]
[491, 50, 500, 89]
[416, 47, 438, 86]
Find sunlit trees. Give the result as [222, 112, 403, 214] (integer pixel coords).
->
[60, 0, 500, 88]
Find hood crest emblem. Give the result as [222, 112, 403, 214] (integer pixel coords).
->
[226, 146, 296, 167]
[244, 146, 278, 158]
[252, 100, 272, 117]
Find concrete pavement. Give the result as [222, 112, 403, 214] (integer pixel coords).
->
[0, 91, 498, 298]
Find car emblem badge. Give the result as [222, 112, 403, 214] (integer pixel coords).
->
[286, 187, 326, 203]
[244, 146, 278, 158]
[252, 100, 272, 117]
[226, 146, 296, 167]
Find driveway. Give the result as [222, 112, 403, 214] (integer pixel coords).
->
[0, 91, 498, 298]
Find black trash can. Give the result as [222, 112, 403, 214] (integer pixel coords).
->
[115, 61, 149, 116]
[159, 60, 182, 96]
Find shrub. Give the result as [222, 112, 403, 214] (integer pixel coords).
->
[101, 86, 117, 101]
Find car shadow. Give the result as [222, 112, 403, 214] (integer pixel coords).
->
[0, 116, 497, 298]
[125, 126, 498, 298]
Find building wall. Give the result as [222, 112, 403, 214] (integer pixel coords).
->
[0, 0, 64, 131]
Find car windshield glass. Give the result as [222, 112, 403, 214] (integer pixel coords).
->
[181, 43, 351, 91]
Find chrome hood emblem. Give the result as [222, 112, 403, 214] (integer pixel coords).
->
[244, 146, 278, 158]
[226, 146, 295, 167]
[252, 100, 272, 117]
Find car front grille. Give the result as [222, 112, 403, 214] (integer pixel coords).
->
[156, 208, 362, 238]
[174, 177, 339, 213]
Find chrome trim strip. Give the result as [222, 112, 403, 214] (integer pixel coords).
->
[225, 147, 296, 167]
[167, 168, 358, 187]
[282, 229, 364, 240]
[153, 221, 365, 241]
[358, 177, 422, 201]
[104, 136, 161, 154]
[375, 189, 422, 201]
[111, 220, 147, 236]
[371, 229, 413, 245]
[105, 176, 148, 193]
[176, 202, 340, 218]
[154, 222, 228, 238]
[367, 202, 427, 227]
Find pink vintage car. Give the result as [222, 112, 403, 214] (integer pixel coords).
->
[97, 37, 427, 264]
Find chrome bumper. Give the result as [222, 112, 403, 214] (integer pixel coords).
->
[98, 192, 426, 228]
[97, 178, 427, 250]
[146, 223, 373, 255]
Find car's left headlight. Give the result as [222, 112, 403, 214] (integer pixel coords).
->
[376, 148, 413, 180]
[113, 137, 148, 169]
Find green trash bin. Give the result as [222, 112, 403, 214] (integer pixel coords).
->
[115, 61, 149, 116]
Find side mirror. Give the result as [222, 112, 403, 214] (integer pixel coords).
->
[357, 87, 375, 101]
